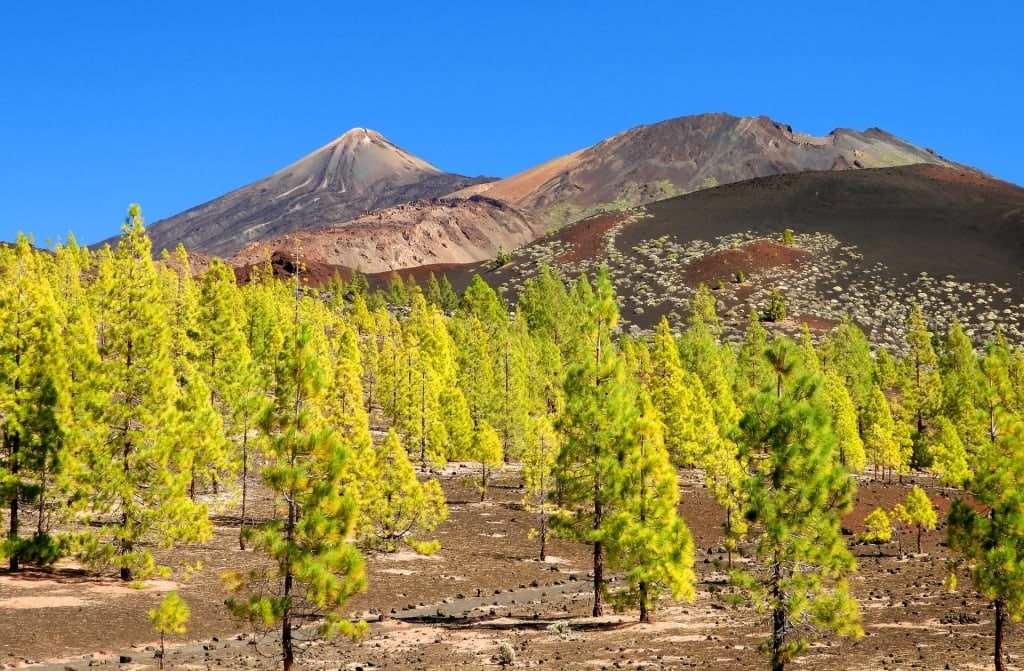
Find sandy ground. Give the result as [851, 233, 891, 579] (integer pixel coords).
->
[0, 467, 1017, 671]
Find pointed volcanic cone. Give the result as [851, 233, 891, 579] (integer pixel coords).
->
[134, 128, 492, 258]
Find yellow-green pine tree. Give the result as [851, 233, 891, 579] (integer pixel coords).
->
[931, 417, 971, 487]
[893, 484, 937, 554]
[607, 392, 695, 622]
[522, 412, 559, 560]
[948, 411, 1024, 671]
[83, 206, 211, 580]
[470, 420, 503, 502]
[824, 372, 866, 472]
[361, 428, 448, 554]
[0, 237, 72, 569]
[735, 338, 861, 671]
[148, 591, 189, 670]
[224, 313, 366, 671]
[553, 268, 637, 617]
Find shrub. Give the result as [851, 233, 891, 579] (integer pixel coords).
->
[546, 621, 573, 640]
[497, 641, 516, 667]
[781, 228, 795, 245]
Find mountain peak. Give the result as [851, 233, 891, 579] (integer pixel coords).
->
[332, 127, 381, 145]
[136, 128, 485, 258]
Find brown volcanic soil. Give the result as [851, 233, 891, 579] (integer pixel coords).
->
[682, 239, 811, 286]
[228, 196, 545, 275]
[1, 470, 1017, 671]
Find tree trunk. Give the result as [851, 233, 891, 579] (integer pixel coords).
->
[771, 561, 785, 671]
[995, 597, 1006, 671]
[592, 538, 604, 617]
[119, 509, 132, 581]
[916, 525, 923, 554]
[539, 508, 547, 562]
[639, 580, 650, 623]
[593, 467, 604, 617]
[8, 432, 20, 572]
[282, 496, 295, 671]
[240, 431, 249, 551]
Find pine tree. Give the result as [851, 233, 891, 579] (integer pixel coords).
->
[735, 339, 861, 671]
[939, 320, 982, 446]
[361, 429, 448, 554]
[196, 258, 256, 504]
[863, 385, 907, 480]
[606, 392, 695, 622]
[81, 206, 210, 580]
[451, 314, 498, 426]
[736, 309, 773, 394]
[649, 318, 696, 464]
[148, 591, 189, 670]
[902, 305, 942, 436]
[49, 236, 102, 537]
[874, 346, 899, 392]
[824, 372, 866, 472]
[236, 275, 284, 549]
[522, 413, 559, 561]
[861, 508, 893, 544]
[224, 314, 366, 671]
[892, 485, 937, 555]
[821, 314, 875, 431]
[948, 412, 1024, 671]
[493, 320, 532, 461]
[516, 264, 586, 362]
[0, 237, 72, 569]
[931, 416, 971, 487]
[553, 268, 637, 617]
[470, 420, 503, 502]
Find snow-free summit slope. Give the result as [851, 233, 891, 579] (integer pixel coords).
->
[130, 128, 494, 258]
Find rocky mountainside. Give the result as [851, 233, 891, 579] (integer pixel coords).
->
[426, 164, 1024, 351]
[451, 113, 973, 226]
[126, 128, 494, 258]
[229, 194, 546, 275]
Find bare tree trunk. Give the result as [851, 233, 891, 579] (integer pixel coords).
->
[282, 496, 295, 671]
[8, 432, 20, 572]
[240, 428, 249, 550]
[539, 507, 547, 562]
[592, 538, 604, 617]
[995, 598, 1006, 671]
[639, 580, 650, 623]
[771, 560, 785, 671]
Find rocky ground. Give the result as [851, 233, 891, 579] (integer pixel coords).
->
[0, 466, 1017, 671]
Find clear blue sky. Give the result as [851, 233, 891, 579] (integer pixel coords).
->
[1, 1, 1019, 247]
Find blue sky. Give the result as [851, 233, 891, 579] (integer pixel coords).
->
[1, 1, 1020, 246]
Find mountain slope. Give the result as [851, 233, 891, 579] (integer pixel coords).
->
[229, 195, 546, 275]
[427, 164, 1024, 351]
[131, 128, 493, 258]
[453, 113, 973, 226]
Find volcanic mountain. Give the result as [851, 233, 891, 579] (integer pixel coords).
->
[454, 163, 1024, 352]
[133, 128, 494, 258]
[450, 113, 972, 226]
